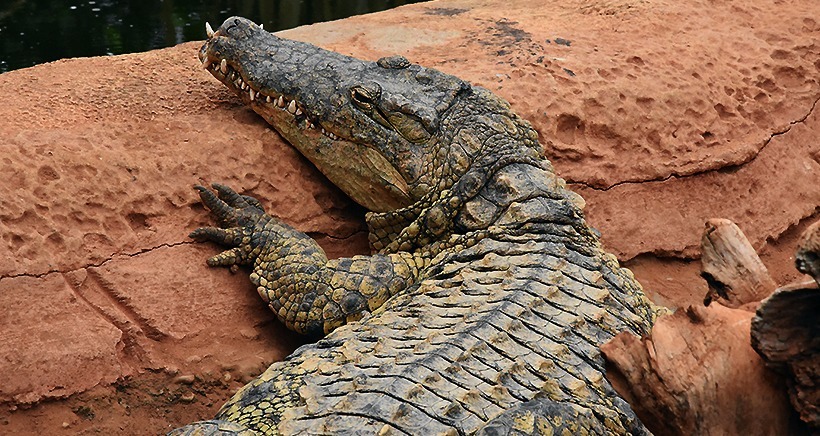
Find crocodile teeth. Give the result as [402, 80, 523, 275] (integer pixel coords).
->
[287, 100, 297, 114]
[220, 59, 228, 74]
[277, 96, 285, 108]
[249, 88, 255, 101]
[307, 122, 314, 129]
[320, 128, 340, 140]
[205, 22, 215, 38]
[259, 24, 264, 30]
[266, 95, 271, 103]
[295, 107, 303, 116]
[321, 129, 338, 140]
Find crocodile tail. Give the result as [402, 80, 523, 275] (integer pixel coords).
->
[167, 419, 261, 436]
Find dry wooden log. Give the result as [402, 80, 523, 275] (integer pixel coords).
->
[751, 226, 820, 433]
[796, 219, 820, 286]
[751, 282, 820, 431]
[602, 305, 797, 435]
[700, 218, 777, 308]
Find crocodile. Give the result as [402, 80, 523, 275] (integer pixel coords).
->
[171, 17, 660, 435]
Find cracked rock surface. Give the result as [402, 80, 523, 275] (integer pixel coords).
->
[0, 0, 818, 433]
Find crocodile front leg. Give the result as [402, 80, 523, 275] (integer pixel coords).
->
[190, 183, 421, 336]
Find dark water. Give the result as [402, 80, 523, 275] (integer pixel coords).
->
[0, 0, 425, 73]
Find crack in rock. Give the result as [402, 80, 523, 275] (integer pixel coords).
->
[0, 240, 196, 283]
[568, 94, 820, 192]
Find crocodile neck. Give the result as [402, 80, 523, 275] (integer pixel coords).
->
[366, 86, 549, 253]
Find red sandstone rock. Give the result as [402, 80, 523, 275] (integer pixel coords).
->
[0, 0, 817, 433]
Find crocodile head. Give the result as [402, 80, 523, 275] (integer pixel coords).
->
[199, 17, 473, 213]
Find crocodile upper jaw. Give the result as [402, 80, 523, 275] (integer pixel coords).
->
[198, 17, 413, 212]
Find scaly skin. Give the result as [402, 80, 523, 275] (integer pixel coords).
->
[172, 17, 660, 435]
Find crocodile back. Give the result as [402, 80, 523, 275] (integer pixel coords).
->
[215, 164, 655, 435]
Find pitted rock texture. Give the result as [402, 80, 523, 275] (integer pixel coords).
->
[0, 0, 817, 434]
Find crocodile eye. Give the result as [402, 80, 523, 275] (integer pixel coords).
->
[350, 86, 375, 110]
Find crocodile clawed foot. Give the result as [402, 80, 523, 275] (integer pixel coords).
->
[190, 183, 267, 267]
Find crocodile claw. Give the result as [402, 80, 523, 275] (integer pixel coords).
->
[190, 183, 268, 267]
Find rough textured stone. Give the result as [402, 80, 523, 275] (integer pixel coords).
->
[0, 0, 817, 433]
[0, 274, 125, 405]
